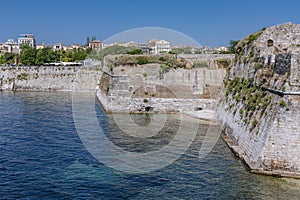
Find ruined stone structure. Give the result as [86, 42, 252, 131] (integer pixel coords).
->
[219, 22, 300, 177]
[0, 54, 228, 114]
[97, 61, 226, 113]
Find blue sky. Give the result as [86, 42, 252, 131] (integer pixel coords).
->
[1, 0, 300, 47]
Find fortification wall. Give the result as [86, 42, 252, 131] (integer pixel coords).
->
[261, 96, 300, 172]
[97, 64, 223, 113]
[0, 66, 102, 91]
[109, 64, 226, 98]
[219, 22, 300, 177]
[290, 53, 300, 87]
[220, 94, 300, 177]
[97, 88, 216, 113]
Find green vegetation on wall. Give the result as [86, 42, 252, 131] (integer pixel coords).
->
[216, 59, 231, 68]
[228, 40, 240, 54]
[225, 77, 272, 132]
[192, 61, 208, 68]
[17, 73, 29, 81]
[136, 56, 149, 65]
[231, 27, 267, 66]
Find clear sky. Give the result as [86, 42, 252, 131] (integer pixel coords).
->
[1, 0, 300, 47]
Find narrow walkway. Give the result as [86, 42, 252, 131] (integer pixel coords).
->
[182, 109, 217, 122]
[261, 86, 300, 96]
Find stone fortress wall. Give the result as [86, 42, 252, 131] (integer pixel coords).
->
[0, 54, 229, 114]
[219, 22, 300, 177]
[97, 54, 228, 113]
[1, 23, 300, 177]
[0, 66, 102, 91]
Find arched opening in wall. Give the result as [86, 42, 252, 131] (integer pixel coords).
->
[267, 39, 274, 47]
[145, 106, 153, 112]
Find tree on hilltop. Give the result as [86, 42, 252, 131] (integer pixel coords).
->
[229, 40, 240, 54]
[19, 44, 37, 66]
[35, 47, 60, 65]
[0, 52, 17, 65]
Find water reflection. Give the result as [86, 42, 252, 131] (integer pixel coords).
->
[0, 92, 300, 199]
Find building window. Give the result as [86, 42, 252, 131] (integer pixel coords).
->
[267, 39, 274, 47]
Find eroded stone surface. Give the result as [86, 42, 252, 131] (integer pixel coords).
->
[220, 22, 300, 177]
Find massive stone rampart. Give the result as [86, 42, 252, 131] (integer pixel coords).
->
[0, 66, 102, 91]
[97, 60, 225, 113]
[219, 22, 300, 177]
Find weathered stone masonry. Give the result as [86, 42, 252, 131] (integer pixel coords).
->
[0, 66, 102, 91]
[219, 22, 300, 177]
[97, 64, 224, 113]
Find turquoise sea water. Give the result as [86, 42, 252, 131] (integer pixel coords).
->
[1, 92, 300, 199]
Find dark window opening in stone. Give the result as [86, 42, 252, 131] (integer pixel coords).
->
[194, 107, 203, 111]
[267, 39, 274, 47]
[145, 106, 153, 112]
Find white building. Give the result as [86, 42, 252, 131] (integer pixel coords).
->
[6, 39, 19, 54]
[123, 41, 138, 47]
[63, 46, 72, 51]
[18, 34, 36, 48]
[0, 44, 9, 55]
[36, 44, 46, 50]
[72, 44, 83, 49]
[148, 39, 171, 55]
[52, 42, 63, 51]
[214, 46, 229, 52]
[0, 39, 19, 55]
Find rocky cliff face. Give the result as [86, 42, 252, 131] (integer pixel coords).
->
[219, 22, 300, 177]
[0, 66, 102, 91]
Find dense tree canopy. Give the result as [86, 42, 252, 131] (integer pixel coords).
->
[72, 49, 88, 61]
[127, 48, 143, 55]
[0, 52, 17, 65]
[169, 48, 192, 54]
[19, 44, 37, 65]
[17, 44, 91, 66]
[35, 47, 59, 65]
[229, 40, 240, 54]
